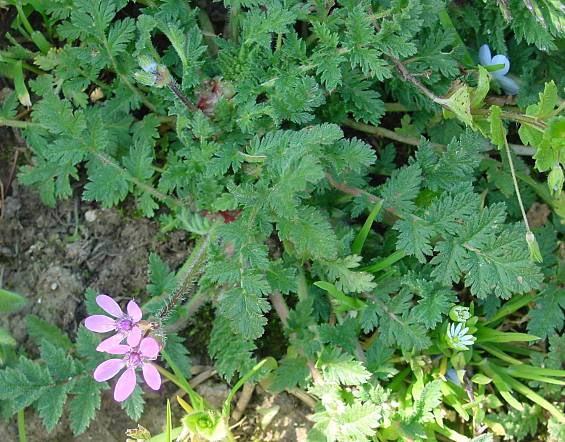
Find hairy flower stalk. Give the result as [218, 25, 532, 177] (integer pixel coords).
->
[135, 54, 198, 112]
[156, 226, 217, 325]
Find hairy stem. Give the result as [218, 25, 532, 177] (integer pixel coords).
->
[168, 81, 199, 112]
[156, 229, 217, 323]
[90, 150, 179, 208]
[325, 172, 381, 204]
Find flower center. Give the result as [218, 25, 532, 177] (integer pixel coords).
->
[117, 317, 133, 332]
[127, 351, 142, 368]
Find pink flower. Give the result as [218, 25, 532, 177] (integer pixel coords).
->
[93, 332, 162, 402]
[84, 294, 143, 352]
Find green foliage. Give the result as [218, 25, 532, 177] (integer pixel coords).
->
[26, 315, 73, 350]
[0, 338, 105, 435]
[1, 0, 563, 439]
[528, 286, 565, 340]
[389, 135, 543, 299]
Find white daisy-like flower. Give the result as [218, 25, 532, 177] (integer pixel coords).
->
[447, 322, 476, 351]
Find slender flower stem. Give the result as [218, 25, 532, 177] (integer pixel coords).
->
[343, 119, 536, 156]
[368, 5, 547, 134]
[168, 81, 198, 112]
[0, 118, 36, 128]
[156, 227, 217, 323]
[503, 137, 531, 233]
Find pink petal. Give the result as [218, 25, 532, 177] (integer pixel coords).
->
[139, 337, 160, 359]
[127, 327, 142, 347]
[104, 344, 130, 355]
[85, 315, 115, 333]
[96, 294, 123, 318]
[114, 367, 137, 402]
[97, 333, 125, 352]
[93, 359, 124, 382]
[127, 300, 143, 322]
[142, 363, 161, 390]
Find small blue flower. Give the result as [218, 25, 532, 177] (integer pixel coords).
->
[478, 44, 519, 96]
[445, 368, 462, 386]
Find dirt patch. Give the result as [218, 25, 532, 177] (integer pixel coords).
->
[0, 177, 194, 440]
[235, 387, 311, 442]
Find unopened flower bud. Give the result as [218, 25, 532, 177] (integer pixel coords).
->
[134, 70, 157, 87]
[138, 54, 158, 74]
[449, 306, 471, 323]
[153, 65, 171, 88]
[548, 165, 564, 196]
[526, 231, 543, 263]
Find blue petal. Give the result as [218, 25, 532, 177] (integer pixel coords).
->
[497, 76, 520, 95]
[446, 368, 461, 386]
[479, 44, 492, 66]
[490, 54, 510, 77]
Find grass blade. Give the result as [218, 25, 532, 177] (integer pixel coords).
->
[166, 399, 172, 442]
[351, 200, 383, 255]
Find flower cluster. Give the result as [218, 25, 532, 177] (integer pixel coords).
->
[85, 295, 162, 402]
[478, 44, 519, 96]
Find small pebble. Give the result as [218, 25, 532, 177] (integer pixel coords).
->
[85, 210, 97, 223]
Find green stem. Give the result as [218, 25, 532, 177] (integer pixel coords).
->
[0, 118, 36, 129]
[198, 9, 219, 55]
[90, 151, 178, 207]
[158, 352, 205, 411]
[101, 35, 157, 112]
[17, 409, 27, 442]
[503, 137, 531, 233]
[361, 250, 406, 273]
[428, 423, 469, 442]
[343, 118, 535, 156]
[344, 118, 442, 149]
[222, 358, 276, 418]
[15, 4, 34, 36]
[474, 109, 547, 131]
